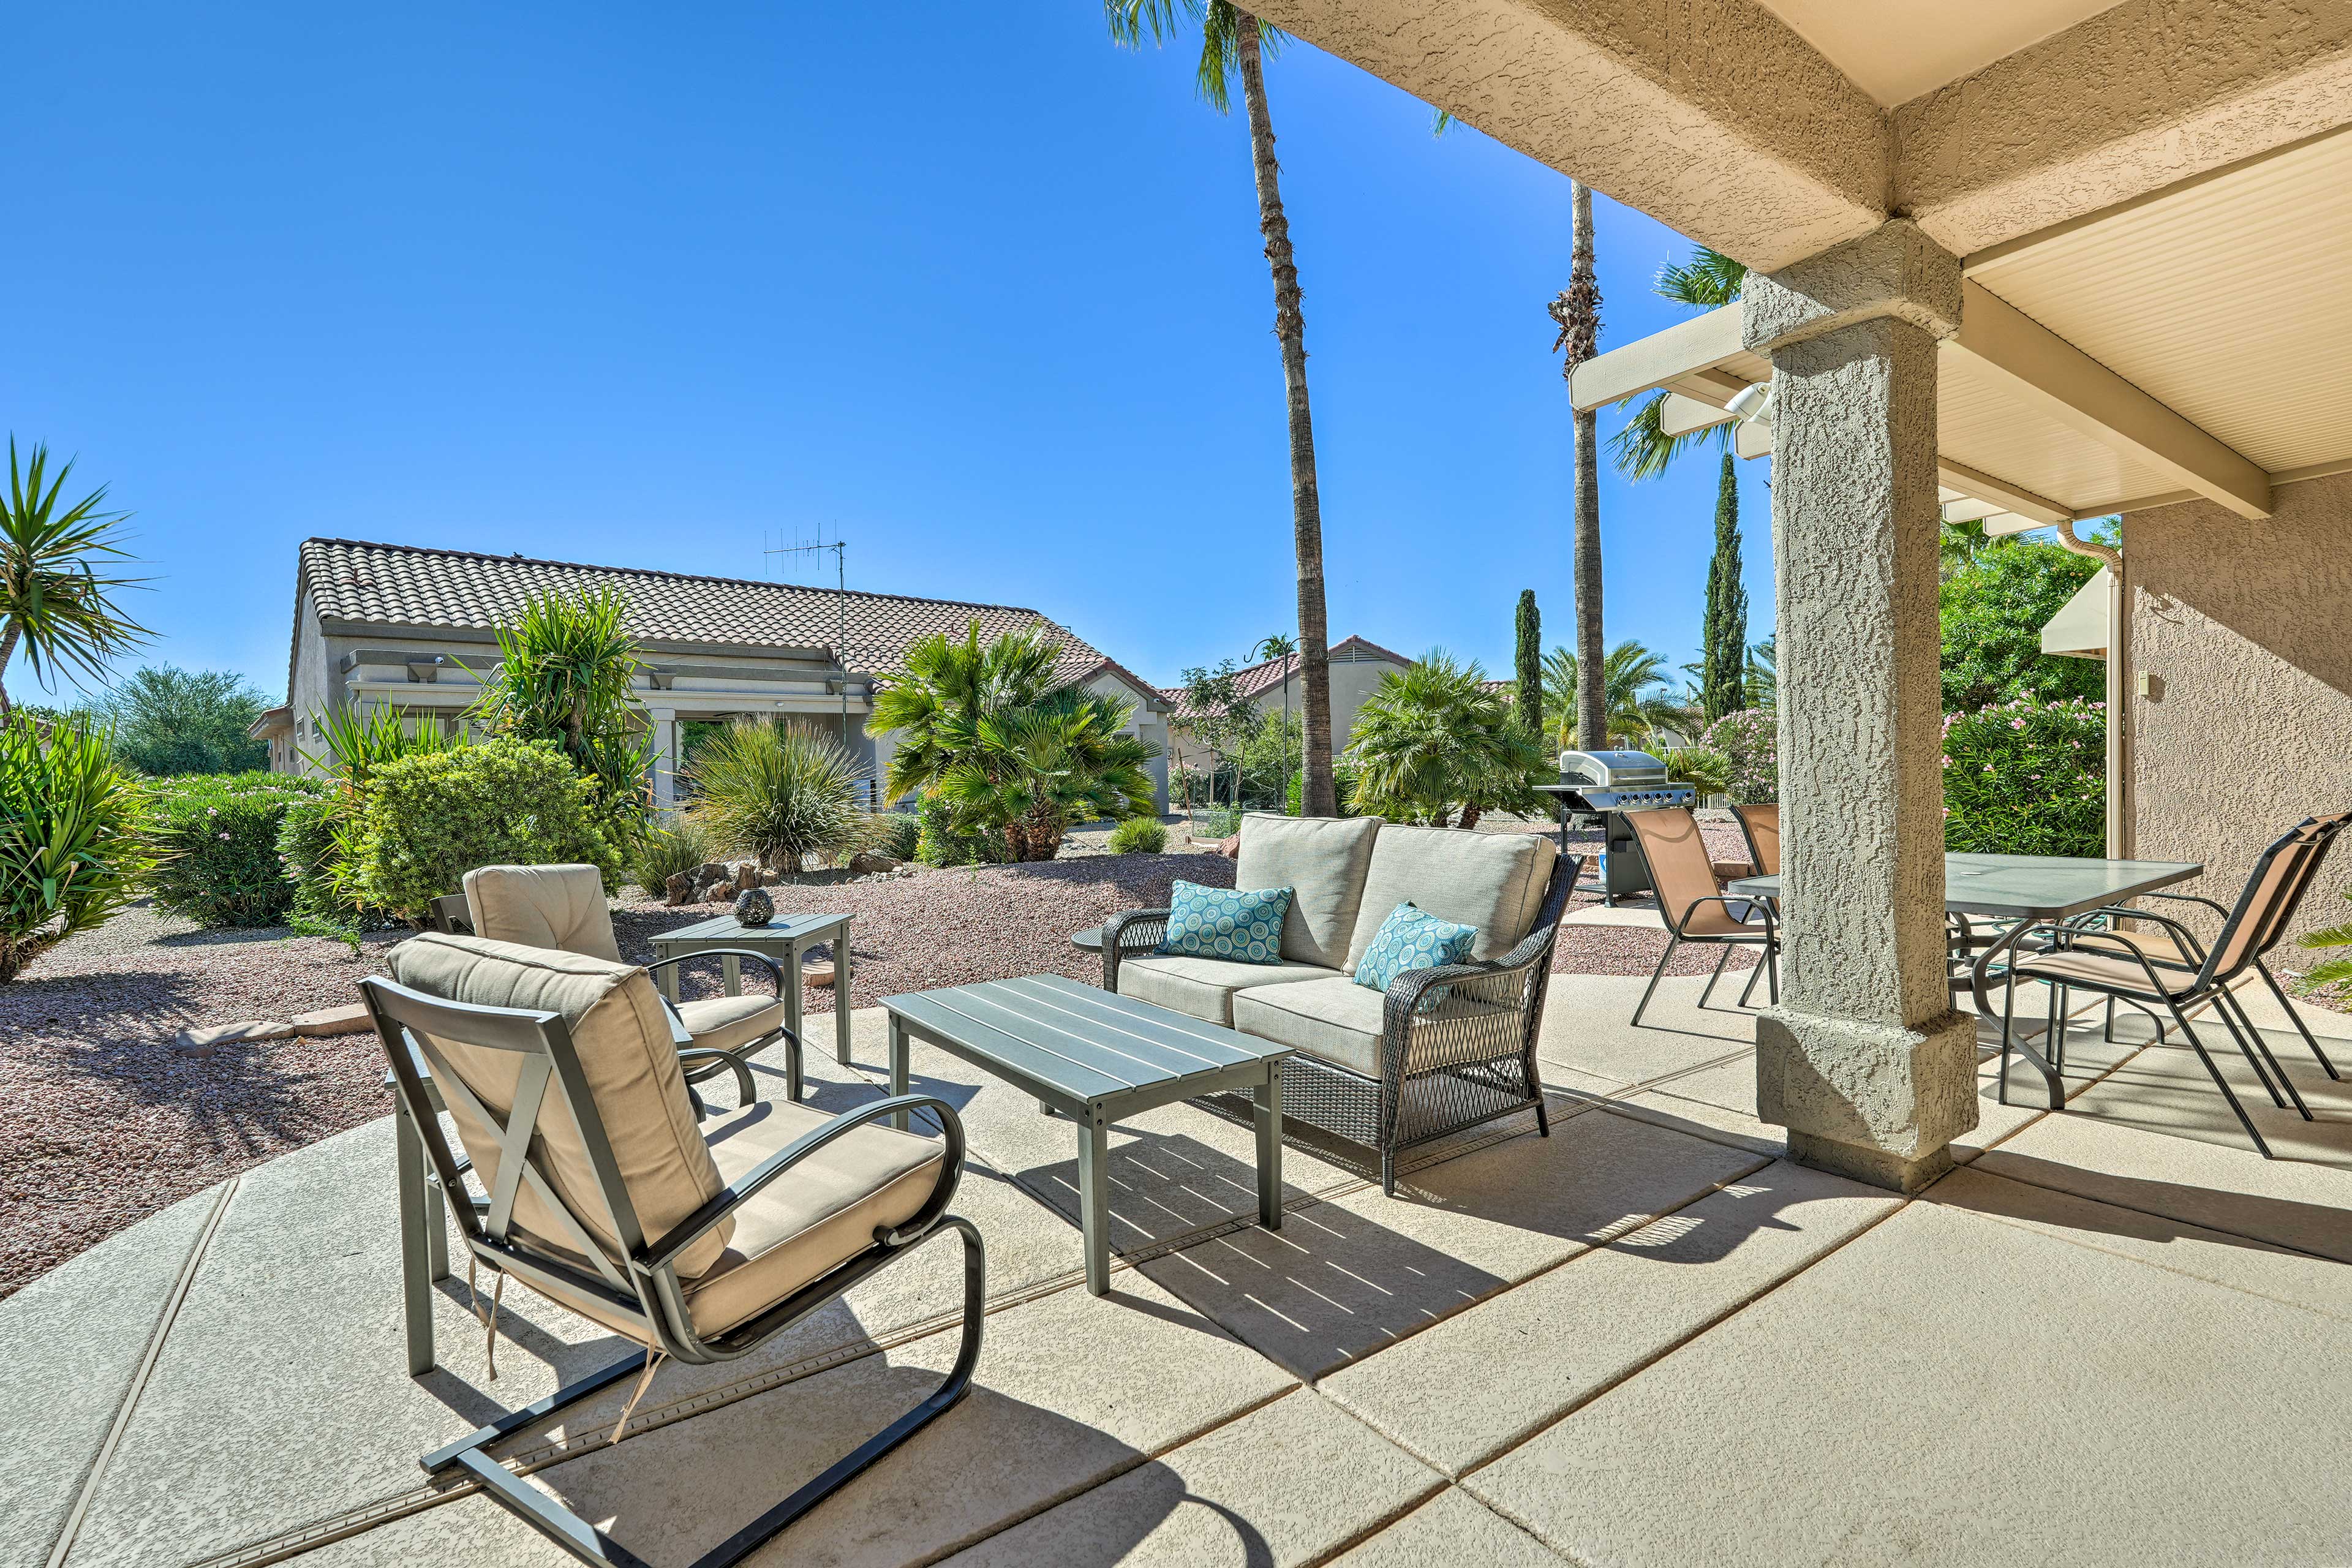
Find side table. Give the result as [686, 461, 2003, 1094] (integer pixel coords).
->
[650, 910, 856, 1065]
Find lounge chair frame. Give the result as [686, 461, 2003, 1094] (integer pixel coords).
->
[360, 973, 982, 1568]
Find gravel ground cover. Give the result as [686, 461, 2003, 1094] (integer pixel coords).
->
[1, 827, 1757, 1296]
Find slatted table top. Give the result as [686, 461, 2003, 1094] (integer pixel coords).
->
[881, 974, 1290, 1109]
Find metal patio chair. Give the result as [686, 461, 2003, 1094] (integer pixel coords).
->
[1728, 802, 1782, 1007]
[463, 864, 804, 1102]
[1626, 807, 1778, 1028]
[361, 932, 981, 1568]
[1994, 814, 2346, 1158]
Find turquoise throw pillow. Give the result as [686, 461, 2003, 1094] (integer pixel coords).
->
[1353, 902, 1479, 1006]
[1158, 881, 1294, 965]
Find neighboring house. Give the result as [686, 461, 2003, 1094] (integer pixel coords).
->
[252, 538, 1170, 812]
[1159, 636, 1414, 785]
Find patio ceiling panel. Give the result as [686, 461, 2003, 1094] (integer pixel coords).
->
[1963, 124, 2352, 477]
[1934, 348, 2183, 520]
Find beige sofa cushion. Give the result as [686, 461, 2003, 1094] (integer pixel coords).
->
[1231, 975, 1513, 1080]
[1235, 812, 1382, 968]
[1346, 826, 1558, 970]
[387, 932, 733, 1280]
[464, 864, 622, 962]
[1117, 954, 1340, 1025]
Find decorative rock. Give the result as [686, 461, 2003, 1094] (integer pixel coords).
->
[1215, 834, 1241, 859]
[733, 887, 775, 927]
[290, 1004, 374, 1038]
[847, 851, 899, 876]
[665, 871, 694, 907]
[734, 863, 760, 892]
[175, 1020, 295, 1056]
[801, 959, 836, 989]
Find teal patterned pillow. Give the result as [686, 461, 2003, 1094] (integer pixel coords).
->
[1353, 902, 1479, 1007]
[1158, 881, 1294, 965]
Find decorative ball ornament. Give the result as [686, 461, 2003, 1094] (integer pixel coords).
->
[733, 887, 775, 927]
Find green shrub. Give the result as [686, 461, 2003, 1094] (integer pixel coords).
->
[1661, 746, 1734, 799]
[91, 666, 273, 777]
[1697, 709, 1777, 804]
[145, 771, 326, 927]
[1942, 697, 2105, 857]
[1107, 816, 1168, 854]
[1940, 538, 2105, 712]
[915, 786, 1006, 868]
[687, 720, 874, 872]
[352, 738, 620, 917]
[631, 815, 717, 897]
[1, 712, 154, 981]
[876, 810, 921, 863]
[282, 707, 461, 936]
[1189, 807, 1241, 840]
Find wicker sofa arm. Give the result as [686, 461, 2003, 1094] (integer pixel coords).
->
[1101, 908, 1172, 990]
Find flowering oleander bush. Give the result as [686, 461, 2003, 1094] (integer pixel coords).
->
[1698, 709, 1777, 804]
[146, 771, 328, 927]
[1942, 696, 2105, 857]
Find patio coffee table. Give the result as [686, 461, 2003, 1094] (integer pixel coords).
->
[881, 975, 1291, 1295]
[1726, 851, 2202, 1109]
[651, 910, 854, 1065]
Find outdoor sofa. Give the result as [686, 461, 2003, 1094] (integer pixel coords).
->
[1104, 813, 1579, 1193]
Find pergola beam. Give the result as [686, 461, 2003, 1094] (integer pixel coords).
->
[1569, 304, 1745, 412]
[1659, 393, 1739, 439]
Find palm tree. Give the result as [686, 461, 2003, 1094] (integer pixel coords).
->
[1553, 183, 1606, 758]
[1346, 649, 1547, 829]
[0, 440, 151, 715]
[1939, 516, 1993, 580]
[1744, 636, 1777, 712]
[1542, 641, 1684, 749]
[934, 689, 1159, 861]
[1608, 247, 1749, 480]
[867, 620, 1066, 804]
[1251, 630, 1297, 809]
[1107, 2, 1336, 816]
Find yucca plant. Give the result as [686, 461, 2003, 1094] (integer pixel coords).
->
[688, 720, 875, 874]
[1, 439, 153, 717]
[469, 586, 653, 848]
[0, 711, 154, 981]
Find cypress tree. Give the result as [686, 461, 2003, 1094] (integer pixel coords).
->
[1700, 454, 1748, 723]
[1513, 590, 1542, 736]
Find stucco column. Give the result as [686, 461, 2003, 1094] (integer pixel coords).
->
[647, 707, 677, 813]
[1743, 220, 1978, 1194]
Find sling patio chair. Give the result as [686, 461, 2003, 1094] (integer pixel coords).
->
[1626, 807, 1778, 1028]
[362, 932, 981, 1568]
[1727, 802, 1783, 1008]
[1994, 813, 2346, 1158]
[460, 864, 805, 1103]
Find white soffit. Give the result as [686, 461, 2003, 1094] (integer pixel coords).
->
[1749, 0, 2123, 106]
[1937, 348, 2179, 514]
[1967, 127, 2352, 474]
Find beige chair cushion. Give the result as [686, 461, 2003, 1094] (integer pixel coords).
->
[387, 933, 734, 1279]
[1117, 954, 1339, 1025]
[1345, 825, 1557, 970]
[1235, 813, 1381, 969]
[674, 992, 786, 1054]
[1231, 975, 1512, 1080]
[464, 864, 623, 963]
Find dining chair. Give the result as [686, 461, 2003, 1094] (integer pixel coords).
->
[1625, 807, 1777, 1027]
[1728, 803, 1781, 1007]
[362, 933, 982, 1568]
[1996, 816, 2343, 1158]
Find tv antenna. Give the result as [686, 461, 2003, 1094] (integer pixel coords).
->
[764, 530, 853, 748]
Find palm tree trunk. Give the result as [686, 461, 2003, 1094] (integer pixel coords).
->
[1567, 181, 1605, 755]
[1235, 17, 1336, 817]
[0, 622, 18, 716]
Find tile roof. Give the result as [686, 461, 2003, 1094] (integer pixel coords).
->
[1162, 636, 1413, 721]
[292, 538, 1158, 700]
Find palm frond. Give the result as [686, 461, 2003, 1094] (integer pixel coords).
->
[1654, 247, 1746, 309]
[1608, 390, 1730, 481]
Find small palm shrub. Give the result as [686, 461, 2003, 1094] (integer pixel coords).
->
[688, 720, 875, 873]
[353, 737, 619, 916]
[1346, 650, 1547, 829]
[1661, 746, 1734, 799]
[0, 712, 153, 981]
[631, 815, 717, 897]
[916, 785, 1006, 868]
[875, 810, 921, 863]
[1697, 709, 1778, 804]
[146, 771, 327, 926]
[1107, 815, 1167, 854]
[1942, 697, 2104, 857]
[2297, 891, 2352, 999]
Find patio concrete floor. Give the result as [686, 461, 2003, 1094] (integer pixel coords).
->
[7, 967, 2348, 1567]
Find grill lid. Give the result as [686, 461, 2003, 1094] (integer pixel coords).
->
[1558, 749, 1671, 788]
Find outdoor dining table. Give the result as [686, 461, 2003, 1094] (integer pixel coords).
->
[1723, 851, 2203, 1110]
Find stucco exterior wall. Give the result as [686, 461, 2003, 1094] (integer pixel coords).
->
[2126, 472, 2352, 946]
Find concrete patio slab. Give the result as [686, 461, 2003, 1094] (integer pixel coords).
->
[933, 1388, 1442, 1567]
[0, 1183, 223, 1568]
[1536, 974, 1758, 1087]
[1140, 1110, 1766, 1380]
[1558, 902, 1668, 929]
[1326, 1484, 1572, 1567]
[1466, 1196, 2352, 1567]
[2053, 1029, 2352, 1169]
[516, 1273, 1297, 1567]
[1319, 1158, 1899, 1476]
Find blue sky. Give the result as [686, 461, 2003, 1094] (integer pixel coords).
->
[6, 1, 1770, 706]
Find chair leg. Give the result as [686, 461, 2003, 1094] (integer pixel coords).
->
[1738, 947, 1764, 1009]
[2165, 1000, 2273, 1159]
[1631, 935, 1679, 1030]
[1380, 1150, 1398, 1198]
[1765, 940, 1779, 1005]
[2103, 995, 2116, 1044]
[1997, 969, 2019, 1106]
[2257, 961, 2341, 1080]
[1698, 946, 1732, 1010]
[2217, 989, 2311, 1122]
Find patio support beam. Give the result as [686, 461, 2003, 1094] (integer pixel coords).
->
[1743, 220, 1980, 1194]
[647, 707, 677, 813]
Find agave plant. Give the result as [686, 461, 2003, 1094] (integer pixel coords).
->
[0, 710, 153, 981]
[688, 720, 875, 874]
[1345, 650, 1548, 829]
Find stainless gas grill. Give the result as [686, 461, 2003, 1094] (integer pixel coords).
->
[1535, 750, 1697, 905]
